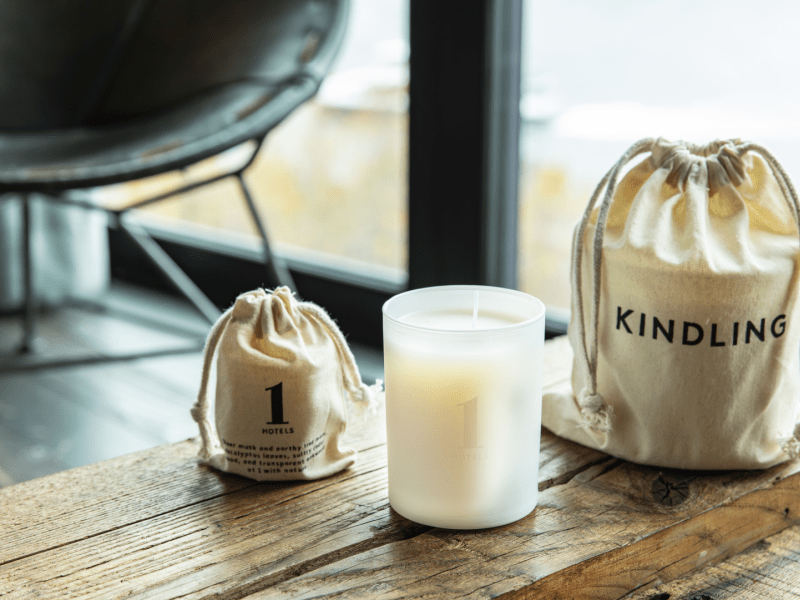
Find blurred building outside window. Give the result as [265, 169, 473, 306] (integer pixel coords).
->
[518, 0, 800, 310]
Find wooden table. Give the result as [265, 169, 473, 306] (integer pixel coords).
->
[2, 336, 799, 599]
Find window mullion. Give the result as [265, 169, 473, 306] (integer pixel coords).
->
[408, 0, 522, 290]
[483, 0, 522, 289]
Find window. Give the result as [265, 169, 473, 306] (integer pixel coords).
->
[104, 0, 410, 346]
[108, 0, 574, 345]
[518, 0, 800, 311]
[123, 0, 409, 276]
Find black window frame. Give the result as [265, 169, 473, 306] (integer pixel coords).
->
[110, 0, 567, 348]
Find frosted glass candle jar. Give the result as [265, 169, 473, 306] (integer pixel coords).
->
[382, 285, 545, 529]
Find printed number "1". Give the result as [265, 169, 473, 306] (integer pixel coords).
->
[457, 397, 479, 448]
[266, 382, 288, 425]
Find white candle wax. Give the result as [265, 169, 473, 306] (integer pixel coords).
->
[401, 309, 516, 330]
[383, 286, 545, 529]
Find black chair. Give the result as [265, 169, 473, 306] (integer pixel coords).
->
[0, 0, 349, 366]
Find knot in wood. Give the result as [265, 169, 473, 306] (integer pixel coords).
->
[651, 472, 690, 506]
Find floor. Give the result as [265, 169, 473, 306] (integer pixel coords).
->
[0, 282, 384, 487]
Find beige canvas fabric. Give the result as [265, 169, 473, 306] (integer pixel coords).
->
[543, 138, 800, 470]
[191, 287, 382, 480]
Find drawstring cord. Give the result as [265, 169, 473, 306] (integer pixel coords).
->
[191, 305, 235, 460]
[298, 301, 384, 415]
[738, 143, 800, 226]
[572, 137, 654, 431]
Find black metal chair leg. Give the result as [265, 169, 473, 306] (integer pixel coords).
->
[119, 216, 221, 324]
[236, 172, 296, 291]
[19, 193, 36, 354]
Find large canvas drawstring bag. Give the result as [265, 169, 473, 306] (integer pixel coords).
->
[191, 287, 382, 480]
[542, 138, 800, 470]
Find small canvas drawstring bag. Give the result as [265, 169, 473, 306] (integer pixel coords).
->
[542, 138, 800, 470]
[191, 287, 382, 480]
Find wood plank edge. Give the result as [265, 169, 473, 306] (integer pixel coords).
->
[220, 523, 434, 600]
[624, 524, 800, 599]
[497, 466, 800, 600]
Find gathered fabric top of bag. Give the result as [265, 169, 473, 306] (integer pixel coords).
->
[544, 137, 800, 469]
[190, 287, 383, 480]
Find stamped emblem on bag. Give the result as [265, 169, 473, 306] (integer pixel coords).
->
[263, 382, 294, 434]
[266, 382, 289, 424]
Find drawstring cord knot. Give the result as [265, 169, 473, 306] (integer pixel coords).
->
[780, 423, 800, 460]
[577, 388, 613, 432]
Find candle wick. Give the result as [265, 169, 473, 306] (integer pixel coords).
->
[472, 291, 479, 329]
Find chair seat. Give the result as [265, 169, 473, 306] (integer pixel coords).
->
[0, 78, 317, 191]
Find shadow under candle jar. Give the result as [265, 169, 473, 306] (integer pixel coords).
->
[382, 285, 546, 529]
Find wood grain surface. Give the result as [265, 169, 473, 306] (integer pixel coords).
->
[626, 524, 800, 600]
[1, 336, 799, 599]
